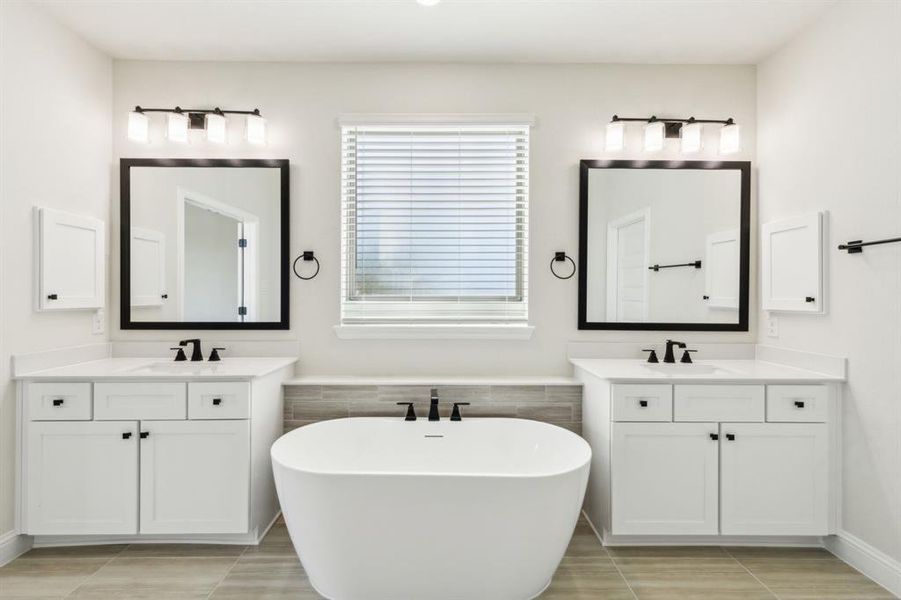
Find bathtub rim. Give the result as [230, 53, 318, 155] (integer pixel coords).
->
[271, 416, 591, 480]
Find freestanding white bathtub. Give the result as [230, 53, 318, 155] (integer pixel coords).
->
[271, 417, 591, 600]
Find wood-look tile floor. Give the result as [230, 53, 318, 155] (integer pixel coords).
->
[1, 517, 895, 599]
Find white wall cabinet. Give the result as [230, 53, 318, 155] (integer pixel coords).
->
[761, 212, 824, 313]
[35, 207, 105, 311]
[140, 420, 250, 534]
[130, 227, 167, 307]
[720, 422, 828, 535]
[611, 422, 718, 535]
[26, 421, 138, 535]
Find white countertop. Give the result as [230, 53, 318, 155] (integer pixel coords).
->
[283, 375, 580, 386]
[570, 359, 845, 383]
[15, 357, 299, 381]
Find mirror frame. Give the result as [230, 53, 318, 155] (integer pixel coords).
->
[120, 158, 290, 330]
[578, 159, 751, 331]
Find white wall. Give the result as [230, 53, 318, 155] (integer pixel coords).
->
[111, 61, 757, 374]
[0, 1, 112, 536]
[757, 1, 901, 563]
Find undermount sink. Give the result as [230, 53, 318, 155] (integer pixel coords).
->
[642, 363, 731, 376]
[128, 362, 222, 375]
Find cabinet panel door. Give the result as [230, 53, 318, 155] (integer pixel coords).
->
[761, 212, 823, 313]
[26, 421, 138, 535]
[611, 422, 719, 535]
[721, 423, 828, 535]
[130, 227, 167, 307]
[36, 207, 105, 311]
[140, 420, 249, 534]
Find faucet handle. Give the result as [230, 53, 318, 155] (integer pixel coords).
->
[209, 347, 226, 362]
[641, 349, 659, 363]
[450, 402, 470, 421]
[681, 349, 698, 364]
[396, 402, 417, 421]
[170, 347, 187, 362]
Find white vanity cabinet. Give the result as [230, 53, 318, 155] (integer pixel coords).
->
[18, 364, 293, 544]
[577, 364, 838, 544]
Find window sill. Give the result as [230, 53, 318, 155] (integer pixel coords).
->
[333, 324, 535, 340]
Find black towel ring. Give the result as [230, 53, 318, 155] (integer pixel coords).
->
[550, 251, 576, 280]
[293, 251, 320, 281]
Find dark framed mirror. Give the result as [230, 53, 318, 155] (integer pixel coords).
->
[578, 160, 750, 331]
[120, 158, 289, 330]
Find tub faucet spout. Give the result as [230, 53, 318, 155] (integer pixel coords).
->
[429, 388, 440, 421]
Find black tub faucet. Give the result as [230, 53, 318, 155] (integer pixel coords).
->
[428, 388, 440, 421]
[663, 339, 686, 364]
[179, 339, 204, 362]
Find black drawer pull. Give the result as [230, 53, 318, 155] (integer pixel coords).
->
[726, 433, 736, 441]
[139, 431, 150, 439]
[638, 399, 649, 408]
[52, 398, 64, 406]
[805, 296, 815, 303]
[794, 400, 805, 408]
[122, 432, 133, 440]
[212, 398, 222, 406]
[709, 433, 719, 441]
[47, 293, 58, 300]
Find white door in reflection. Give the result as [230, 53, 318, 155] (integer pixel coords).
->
[606, 209, 649, 322]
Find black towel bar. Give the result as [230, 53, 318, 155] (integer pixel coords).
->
[649, 260, 702, 272]
[838, 236, 901, 254]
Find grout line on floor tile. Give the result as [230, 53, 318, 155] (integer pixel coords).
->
[607, 553, 641, 600]
[721, 546, 782, 600]
[205, 544, 249, 599]
[63, 552, 121, 598]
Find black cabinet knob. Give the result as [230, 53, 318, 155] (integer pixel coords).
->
[638, 399, 649, 408]
[794, 400, 805, 408]
[52, 398, 64, 406]
[805, 296, 816, 303]
[47, 293, 58, 300]
[709, 433, 719, 441]
[122, 432, 133, 440]
[139, 431, 150, 439]
[726, 433, 736, 441]
[212, 398, 222, 406]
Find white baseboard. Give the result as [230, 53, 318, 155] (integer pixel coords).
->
[825, 530, 901, 598]
[0, 531, 33, 566]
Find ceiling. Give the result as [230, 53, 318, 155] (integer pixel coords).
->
[35, 0, 834, 64]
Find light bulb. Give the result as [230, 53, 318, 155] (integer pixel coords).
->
[127, 110, 149, 143]
[206, 112, 227, 144]
[246, 113, 267, 145]
[719, 122, 740, 154]
[605, 120, 625, 152]
[644, 120, 665, 152]
[680, 121, 702, 154]
[167, 111, 189, 143]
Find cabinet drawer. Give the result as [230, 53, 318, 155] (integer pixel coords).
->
[767, 385, 828, 422]
[674, 385, 764, 422]
[188, 382, 250, 420]
[27, 383, 92, 421]
[94, 383, 186, 420]
[612, 384, 672, 422]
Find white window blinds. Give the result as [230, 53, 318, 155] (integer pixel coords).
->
[341, 123, 529, 324]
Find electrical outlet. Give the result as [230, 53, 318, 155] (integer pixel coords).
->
[766, 313, 779, 338]
[91, 308, 105, 335]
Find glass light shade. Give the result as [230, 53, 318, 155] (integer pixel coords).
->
[605, 121, 625, 152]
[643, 120, 665, 152]
[719, 123, 741, 154]
[246, 114, 267, 145]
[167, 112, 189, 143]
[206, 112, 227, 144]
[680, 121, 702, 153]
[127, 111, 149, 143]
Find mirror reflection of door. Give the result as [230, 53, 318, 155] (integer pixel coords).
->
[606, 209, 649, 321]
[178, 188, 259, 323]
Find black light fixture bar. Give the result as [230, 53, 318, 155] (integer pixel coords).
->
[838, 236, 901, 254]
[611, 115, 734, 125]
[133, 106, 262, 116]
[649, 260, 702, 272]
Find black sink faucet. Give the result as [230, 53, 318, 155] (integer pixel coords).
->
[179, 339, 204, 362]
[428, 388, 440, 421]
[663, 339, 686, 364]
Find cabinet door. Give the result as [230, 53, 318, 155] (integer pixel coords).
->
[36, 207, 105, 311]
[721, 423, 828, 535]
[130, 227, 167, 307]
[761, 212, 823, 313]
[26, 421, 138, 535]
[704, 228, 740, 309]
[611, 423, 719, 535]
[140, 420, 249, 534]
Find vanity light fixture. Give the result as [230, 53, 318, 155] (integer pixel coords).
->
[605, 114, 738, 155]
[127, 105, 266, 145]
[127, 108, 149, 143]
[643, 117, 665, 152]
[167, 110, 190, 143]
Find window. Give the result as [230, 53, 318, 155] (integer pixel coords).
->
[340, 121, 529, 328]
